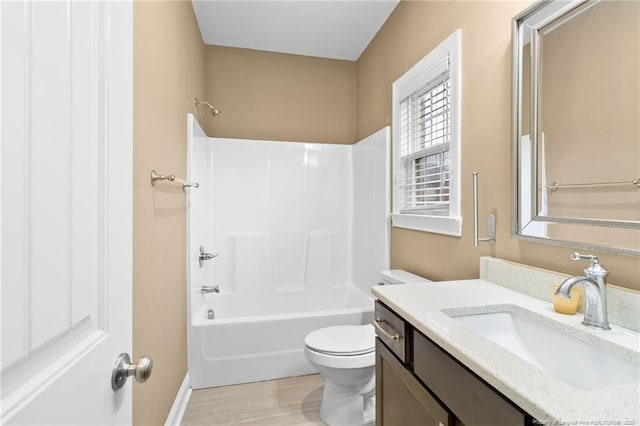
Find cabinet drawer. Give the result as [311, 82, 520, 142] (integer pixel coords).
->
[374, 301, 407, 362]
[413, 330, 528, 426]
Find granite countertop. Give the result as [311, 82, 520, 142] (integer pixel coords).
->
[372, 279, 640, 424]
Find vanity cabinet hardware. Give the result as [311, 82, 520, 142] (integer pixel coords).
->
[374, 301, 408, 363]
[374, 319, 401, 341]
[413, 330, 530, 426]
[376, 339, 453, 426]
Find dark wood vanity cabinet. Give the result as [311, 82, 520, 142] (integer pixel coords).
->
[376, 339, 453, 426]
[375, 301, 533, 426]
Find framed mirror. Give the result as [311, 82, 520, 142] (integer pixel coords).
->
[512, 0, 640, 256]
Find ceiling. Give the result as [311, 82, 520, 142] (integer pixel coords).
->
[191, 1, 400, 61]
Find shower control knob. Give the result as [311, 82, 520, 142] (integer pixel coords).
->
[199, 246, 218, 267]
[111, 353, 154, 390]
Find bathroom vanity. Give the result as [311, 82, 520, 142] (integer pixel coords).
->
[373, 257, 640, 425]
[375, 300, 532, 426]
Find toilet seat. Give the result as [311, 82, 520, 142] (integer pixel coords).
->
[304, 325, 375, 369]
[304, 346, 375, 369]
[305, 324, 375, 356]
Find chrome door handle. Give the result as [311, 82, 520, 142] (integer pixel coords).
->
[201, 285, 220, 294]
[111, 353, 153, 390]
[373, 319, 401, 341]
[199, 246, 218, 267]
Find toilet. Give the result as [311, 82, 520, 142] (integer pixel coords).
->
[304, 270, 430, 426]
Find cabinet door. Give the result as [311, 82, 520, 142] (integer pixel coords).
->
[413, 330, 529, 426]
[376, 339, 452, 426]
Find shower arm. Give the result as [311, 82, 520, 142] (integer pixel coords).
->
[194, 97, 221, 116]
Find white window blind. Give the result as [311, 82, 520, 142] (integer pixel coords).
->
[398, 65, 451, 216]
[391, 29, 461, 236]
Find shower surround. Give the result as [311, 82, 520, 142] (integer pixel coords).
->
[186, 114, 389, 388]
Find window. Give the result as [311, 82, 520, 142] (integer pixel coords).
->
[392, 30, 461, 236]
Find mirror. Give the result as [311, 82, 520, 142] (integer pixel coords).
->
[513, 0, 640, 256]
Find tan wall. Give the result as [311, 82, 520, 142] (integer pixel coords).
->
[202, 45, 357, 144]
[357, 0, 640, 291]
[133, 1, 206, 424]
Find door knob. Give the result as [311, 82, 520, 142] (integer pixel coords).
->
[111, 353, 153, 390]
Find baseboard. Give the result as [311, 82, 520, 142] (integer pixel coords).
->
[164, 372, 192, 426]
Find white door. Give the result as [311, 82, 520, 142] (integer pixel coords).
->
[1, 1, 134, 424]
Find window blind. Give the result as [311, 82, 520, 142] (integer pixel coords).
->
[398, 58, 451, 216]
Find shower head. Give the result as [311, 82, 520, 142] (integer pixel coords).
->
[194, 97, 221, 116]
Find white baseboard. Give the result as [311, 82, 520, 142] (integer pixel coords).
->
[165, 372, 192, 426]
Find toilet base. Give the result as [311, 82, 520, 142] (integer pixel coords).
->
[319, 375, 376, 426]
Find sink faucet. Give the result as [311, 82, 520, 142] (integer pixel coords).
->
[554, 252, 610, 330]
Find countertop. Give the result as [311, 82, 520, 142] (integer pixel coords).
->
[372, 279, 640, 424]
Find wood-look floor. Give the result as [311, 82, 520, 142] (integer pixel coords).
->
[182, 374, 327, 426]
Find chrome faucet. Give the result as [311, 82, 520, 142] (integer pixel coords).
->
[554, 252, 610, 330]
[201, 285, 220, 294]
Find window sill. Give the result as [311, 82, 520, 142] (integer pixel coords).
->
[391, 213, 462, 237]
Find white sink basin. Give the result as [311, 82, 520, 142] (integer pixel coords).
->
[451, 309, 640, 390]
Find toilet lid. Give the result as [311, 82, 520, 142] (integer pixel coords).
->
[305, 324, 375, 356]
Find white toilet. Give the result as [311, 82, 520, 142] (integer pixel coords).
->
[304, 270, 430, 426]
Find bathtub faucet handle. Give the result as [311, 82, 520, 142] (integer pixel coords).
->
[199, 246, 218, 267]
[201, 285, 220, 294]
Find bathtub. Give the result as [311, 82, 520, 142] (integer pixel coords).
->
[188, 285, 374, 389]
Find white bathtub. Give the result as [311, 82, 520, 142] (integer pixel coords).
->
[188, 285, 374, 389]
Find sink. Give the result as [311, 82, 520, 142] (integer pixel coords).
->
[450, 309, 640, 390]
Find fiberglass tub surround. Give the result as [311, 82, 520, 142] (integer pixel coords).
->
[186, 115, 389, 388]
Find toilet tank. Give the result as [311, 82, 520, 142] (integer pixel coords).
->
[379, 269, 431, 285]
